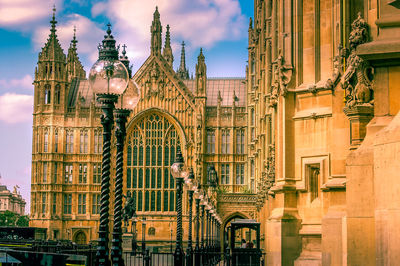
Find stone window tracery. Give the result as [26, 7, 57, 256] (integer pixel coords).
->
[207, 129, 215, 153]
[127, 114, 181, 213]
[80, 130, 88, 154]
[44, 84, 51, 104]
[221, 129, 230, 154]
[66, 130, 74, 153]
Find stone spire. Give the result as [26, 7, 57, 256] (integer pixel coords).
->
[195, 48, 207, 95]
[71, 26, 77, 50]
[66, 26, 86, 82]
[163, 25, 174, 66]
[50, 5, 57, 34]
[34, 5, 67, 111]
[120, 44, 132, 78]
[36, 5, 66, 82]
[151, 6, 162, 56]
[177, 41, 189, 80]
[38, 5, 65, 63]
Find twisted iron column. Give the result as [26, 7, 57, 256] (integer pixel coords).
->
[186, 190, 194, 266]
[111, 109, 130, 266]
[194, 198, 200, 265]
[174, 176, 184, 266]
[200, 205, 205, 248]
[96, 94, 118, 266]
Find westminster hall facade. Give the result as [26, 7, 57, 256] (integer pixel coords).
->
[30, 0, 400, 265]
[30, 8, 257, 248]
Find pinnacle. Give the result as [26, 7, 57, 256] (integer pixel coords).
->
[50, 5, 57, 34]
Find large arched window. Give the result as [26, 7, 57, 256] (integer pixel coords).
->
[126, 114, 181, 213]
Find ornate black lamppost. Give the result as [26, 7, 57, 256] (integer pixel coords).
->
[200, 198, 206, 250]
[207, 165, 218, 188]
[194, 190, 201, 265]
[89, 24, 139, 266]
[141, 217, 147, 255]
[89, 24, 129, 266]
[111, 109, 130, 266]
[171, 146, 187, 266]
[131, 215, 138, 256]
[185, 170, 195, 266]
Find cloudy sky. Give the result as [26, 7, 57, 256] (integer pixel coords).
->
[0, 0, 253, 212]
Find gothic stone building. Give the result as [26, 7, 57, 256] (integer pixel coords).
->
[31, 0, 400, 264]
[249, 0, 400, 265]
[30, 8, 256, 245]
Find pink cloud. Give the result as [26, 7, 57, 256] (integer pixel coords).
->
[92, 0, 246, 63]
[0, 93, 33, 124]
[0, 75, 33, 91]
[0, 0, 63, 30]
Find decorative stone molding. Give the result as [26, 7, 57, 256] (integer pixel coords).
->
[144, 62, 166, 99]
[217, 194, 257, 203]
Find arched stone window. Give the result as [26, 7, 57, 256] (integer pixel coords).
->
[54, 84, 61, 104]
[148, 227, 156, 236]
[44, 84, 51, 104]
[74, 231, 87, 245]
[126, 114, 181, 213]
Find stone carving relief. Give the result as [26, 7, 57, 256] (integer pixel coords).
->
[342, 13, 374, 108]
[269, 50, 293, 106]
[255, 143, 276, 210]
[144, 62, 166, 99]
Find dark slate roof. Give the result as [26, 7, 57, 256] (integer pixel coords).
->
[67, 79, 94, 108]
[183, 78, 246, 107]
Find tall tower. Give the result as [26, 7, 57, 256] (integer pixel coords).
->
[150, 7, 162, 56]
[31, 6, 68, 236]
[176, 41, 189, 80]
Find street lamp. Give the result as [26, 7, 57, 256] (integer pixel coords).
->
[89, 24, 129, 266]
[171, 146, 187, 266]
[141, 217, 147, 255]
[131, 215, 138, 256]
[207, 165, 218, 188]
[111, 60, 140, 266]
[194, 187, 201, 266]
[184, 169, 195, 266]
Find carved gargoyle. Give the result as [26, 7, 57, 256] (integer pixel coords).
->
[342, 13, 374, 107]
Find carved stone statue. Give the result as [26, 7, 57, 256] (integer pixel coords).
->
[342, 13, 373, 107]
[144, 62, 165, 99]
[123, 193, 136, 227]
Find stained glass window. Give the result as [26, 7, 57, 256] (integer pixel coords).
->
[127, 114, 181, 213]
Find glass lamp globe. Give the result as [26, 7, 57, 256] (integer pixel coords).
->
[89, 59, 129, 95]
[171, 161, 186, 179]
[118, 80, 141, 109]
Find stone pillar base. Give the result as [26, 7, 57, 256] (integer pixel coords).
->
[343, 105, 374, 149]
[122, 233, 133, 253]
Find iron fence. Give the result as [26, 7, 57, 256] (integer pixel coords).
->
[122, 249, 266, 266]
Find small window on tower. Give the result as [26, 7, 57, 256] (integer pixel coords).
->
[308, 164, 321, 202]
[44, 85, 51, 104]
[55, 84, 61, 104]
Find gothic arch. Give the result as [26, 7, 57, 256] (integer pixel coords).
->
[127, 108, 187, 150]
[223, 211, 250, 230]
[73, 230, 87, 245]
[125, 110, 187, 214]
